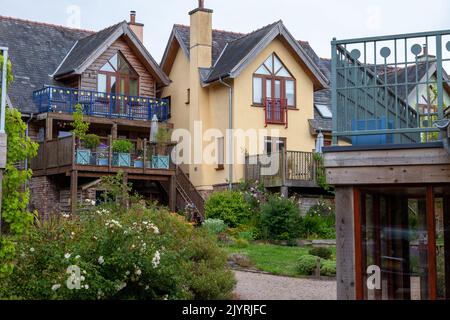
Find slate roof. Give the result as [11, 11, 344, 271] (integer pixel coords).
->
[0, 16, 92, 114]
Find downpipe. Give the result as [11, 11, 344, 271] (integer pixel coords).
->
[219, 77, 233, 191]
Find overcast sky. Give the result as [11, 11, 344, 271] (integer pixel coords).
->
[1, 0, 450, 62]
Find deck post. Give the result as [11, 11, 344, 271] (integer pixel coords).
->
[46, 117, 53, 141]
[70, 170, 78, 215]
[111, 123, 118, 140]
[108, 135, 113, 171]
[169, 174, 177, 212]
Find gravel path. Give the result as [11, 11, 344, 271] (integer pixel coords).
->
[233, 271, 337, 300]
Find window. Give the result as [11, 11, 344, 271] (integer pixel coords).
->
[253, 53, 296, 107]
[98, 52, 139, 96]
[264, 137, 286, 154]
[216, 137, 224, 170]
[316, 104, 332, 119]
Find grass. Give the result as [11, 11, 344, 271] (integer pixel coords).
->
[225, 243, 336, 277]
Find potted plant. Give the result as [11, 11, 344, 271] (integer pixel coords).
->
[145, 147, 153, 169]
[71, 104, 91, 165]
[134, 150, 144, 168]
[112, 139, 134, 167]
[82, 134, 101, 165]
[96, 142, 109, 166]
[153, 125, 171, 169]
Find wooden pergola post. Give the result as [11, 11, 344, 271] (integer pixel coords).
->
[70, 170, 78, 214]
[46, 117, 53, 141]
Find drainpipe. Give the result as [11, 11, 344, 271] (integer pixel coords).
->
[219, 77, 233, 191]
[25, 114, 34, 190]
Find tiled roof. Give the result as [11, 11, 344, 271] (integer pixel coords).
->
[0, 16, 92, 113]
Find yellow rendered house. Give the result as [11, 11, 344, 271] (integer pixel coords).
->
[160, 2, 329, 197]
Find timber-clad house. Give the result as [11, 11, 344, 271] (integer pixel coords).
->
[0, 2, 334, 217]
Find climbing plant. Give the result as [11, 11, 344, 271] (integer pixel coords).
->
[71, 104, 89, 143]
[313, 153, 334, 195]
[0, 54, 39, 277]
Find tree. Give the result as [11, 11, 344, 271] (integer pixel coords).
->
[0, 54, 39, 277]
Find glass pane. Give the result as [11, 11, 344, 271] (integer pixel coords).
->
[277, 66, 292, 77]
[274, 80, 281, 99]
[100, 61, 115, 72]
[264, 55, 273, 73]
[255, 65, 271, 75]
[110, 76, 117, 94]
[98, 74, 107, 93]
[286, 80, 295, 106]
[118, 53, 137, 76]
[266, 79, 272, 99]
[274, 55, 283, 73]
[265, 138, 272, 154]
[110, 54, 118, 70]
[253, 77, 263, 104]
[120, 78, 126, 95]
[130, 79, 138, 97]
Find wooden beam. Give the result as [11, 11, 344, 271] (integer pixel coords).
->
[169, 175, 176, 212]
[70, 170, 78, 215]
[46, 117, 53, 141]
[427, 186, 438, 300]
[443, 194, 450, 300]
[353, 187, 364, 301]
[111, 123, 118, 140]
[74, 172, 170, 181]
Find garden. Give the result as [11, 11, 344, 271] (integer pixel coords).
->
[201, 181, 337, 279]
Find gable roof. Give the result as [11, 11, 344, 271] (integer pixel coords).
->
[161, 21, 329, 90]
[0, 16, 169, 115]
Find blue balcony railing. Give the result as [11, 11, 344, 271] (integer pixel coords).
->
[33, 86, 170, 122]
[331, 30, 450, 145]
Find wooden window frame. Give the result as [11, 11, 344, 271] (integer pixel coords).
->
[252, 53, 297, 109]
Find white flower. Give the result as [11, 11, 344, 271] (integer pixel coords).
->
[135, 269, 142, 276]
[51, 284, 61, 291]
[84, 284, 89, 290]
[116, 282, 127, 292]
[62, 214, 70, 219]
[75, 255, 81, 260]
[64, 253, 71, 259]
[29, 247, 35, 253]
[98, 256, 105, 265]
[152, 250, 161, 269]
[80, 276, 85, 282]
[125, 271, 130, 276]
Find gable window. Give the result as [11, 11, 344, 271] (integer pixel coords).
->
[252, 53, 296, 108]
[98, 52, 139, 96]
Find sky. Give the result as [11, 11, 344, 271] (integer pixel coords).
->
[1, 0, 450, 62]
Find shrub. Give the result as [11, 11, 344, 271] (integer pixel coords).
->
[205, 191, 252, 228]
[297, 255, 321, 276]
[228, 224, 260, 241]
[320, 260, 336, 277]
[259, 195, 302, 241]
[233, 238, 250, 249]
[308, 247, 332, 260]
[83, 134, 101, 150]
[299, 213, 336, 240]
[112, 140, 134, 153]
[0, 204, 236, 300]
[202, 219, 228, 236]
[237, 231, 254, 242]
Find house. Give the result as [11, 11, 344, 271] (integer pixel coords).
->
[160, 1, 330, 199]
[324, 31, 450, 300]
[0, 13, 204, 217]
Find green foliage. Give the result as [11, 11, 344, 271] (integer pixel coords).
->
[308, 247, 332, 260]
[237, 231, 254, 242]
[205, 191, 252, 228]
[202, 219, 228, 236]
[299, 212, 336, 240]
[0, 54, 13, 89]
[112, 140, 134, 154]
[82, 134, 101, 150]
[313, 153, 334, 194]
[155, 125, 171, 145]
[233, 238, 249, 249]
[71, 105, 89, 141]
[259, 195, 302, 241]
[1, 108, 39, 277]
[0, 188, 236, 300]
[297, 255, 321, 276]
[320, 260, 336, 277]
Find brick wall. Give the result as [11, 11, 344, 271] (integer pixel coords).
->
[29, 176, 60, 217]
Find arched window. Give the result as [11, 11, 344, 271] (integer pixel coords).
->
[252, 53, 296, 107]
[97, 52, 139, 96]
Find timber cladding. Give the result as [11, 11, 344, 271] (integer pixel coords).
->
[324, 147, 450, 185]
[80, 37, 156, 97]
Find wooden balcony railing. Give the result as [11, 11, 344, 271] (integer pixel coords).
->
[33, 86, 170, 122]
[244, 151, 319, 188]
[31, 135, 175, 174]
[264, 98, 288, 128]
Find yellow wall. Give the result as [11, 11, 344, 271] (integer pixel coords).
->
[165, 36, 317, 189]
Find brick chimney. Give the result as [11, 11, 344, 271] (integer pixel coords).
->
[128, 11, 144, 43]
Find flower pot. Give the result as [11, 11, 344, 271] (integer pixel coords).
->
[134, 160, 144, 168]
[76, 149, 91, 165]
[113, 153, 131, 167]
[145, 161, 152, 169]
[97, 158, 109, 166]
[152, 155, 170, 169]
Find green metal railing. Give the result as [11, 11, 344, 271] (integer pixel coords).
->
[331, 30, 450, 145]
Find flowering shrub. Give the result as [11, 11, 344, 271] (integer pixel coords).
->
[202, 219, 228, 236]
[0, 203, 235, 300]
[205, 191, 252, 228]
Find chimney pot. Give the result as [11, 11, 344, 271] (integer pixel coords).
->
[130, 11, 136, 24]
[198, 0, 204, 8]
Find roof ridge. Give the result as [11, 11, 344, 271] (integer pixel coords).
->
[226, 20, 281, 45]
[0, 15, 94, 34]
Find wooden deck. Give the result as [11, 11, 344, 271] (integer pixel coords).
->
[244, 151, 319, 189]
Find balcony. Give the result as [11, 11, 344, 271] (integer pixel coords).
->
[33, 86, 170, 122]
[31, 135, 175, 177]
[331, 30, 450, 146]
[264, 98, 288, 127]
[244, 151, 319, 188]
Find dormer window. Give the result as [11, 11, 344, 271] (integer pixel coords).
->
[97, 52, 139, 96]
[252, 53, 296, 107]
